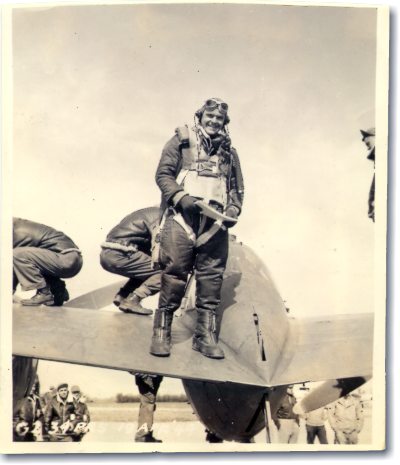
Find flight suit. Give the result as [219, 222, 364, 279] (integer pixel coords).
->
[150, 125, 244, 359]
[13, 218, 82, 302]
[100, 207, 161, 300]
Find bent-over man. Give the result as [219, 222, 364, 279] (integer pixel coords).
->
[13, 218, 82, 306]
[100, 207, 161, 315]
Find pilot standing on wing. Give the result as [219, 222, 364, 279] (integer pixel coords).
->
[100, 207, 161, 315]
[150, 98, 244, 359]
[13, 218, 83, 306]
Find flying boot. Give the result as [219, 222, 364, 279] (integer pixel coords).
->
[149, 309, 174, 357]
[47, 278, 69, 306]
[119, 293, 153, 316]
[21, 285, 54, 306]
[192, 309, 224, 359]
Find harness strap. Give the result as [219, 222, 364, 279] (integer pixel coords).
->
[176, 169, 190, 186]
[172, 213, 196, 243]
[196, 221, 226, 248]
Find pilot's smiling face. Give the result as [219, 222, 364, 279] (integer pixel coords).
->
[58, 387, 68, 400]
[200, 108, 225, 137]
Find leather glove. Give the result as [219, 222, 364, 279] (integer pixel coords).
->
[225, 206, 239, 219]
[224, 206, 239, 228]
[178, 195, 199, 215]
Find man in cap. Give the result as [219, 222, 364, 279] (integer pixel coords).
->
[13, 218, 83, 306]
[42, 385, 57, 407]
[360, 127, 375, 222]
[43, 383, 75, 440]
[70, 385, 90, 441]
[327, 393, 364, 444]
[150, 97, 244, 359]
[100, 207, 161, 315]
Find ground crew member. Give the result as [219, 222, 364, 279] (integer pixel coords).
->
[327, 393, 364, 444]
[100, 207, 161, 315]
[70, 385, 90, 441]
[131, 373, 163, 442]
[13, 218, 83, 306]
[303, 406, 328, 444]
[150, 97, 244, 359]
[43, 383, 75, 441]
[273, 386, 300, 444]
[42, 386, 57, 406]
[13, 378, 44, 442]
[360, 127, 375, 222]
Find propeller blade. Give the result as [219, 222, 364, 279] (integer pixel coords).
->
[293, 376, 371, 414]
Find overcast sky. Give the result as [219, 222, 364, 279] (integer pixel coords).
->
[10, 2, 378, 397]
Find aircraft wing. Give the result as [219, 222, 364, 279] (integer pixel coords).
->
[264, 313, 374, 386]
[12, 240, 374, 391]
[12, 303, 266, 387]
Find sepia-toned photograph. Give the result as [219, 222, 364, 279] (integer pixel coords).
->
[0, 0, 389, 455]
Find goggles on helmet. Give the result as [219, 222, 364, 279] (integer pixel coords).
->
[204, 98, 229, 114]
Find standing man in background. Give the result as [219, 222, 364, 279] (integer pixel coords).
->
[328, 393, 364, 444]
[303, 406, 329, 444]
[273, 386, 300, 444]
[360, 127, 375, 222]
[131, 373, 163, 443]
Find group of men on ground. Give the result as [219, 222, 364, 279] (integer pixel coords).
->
[13, 381, 90, 442]
[12, 97, 374, 444]
[272, 385, 366, 445]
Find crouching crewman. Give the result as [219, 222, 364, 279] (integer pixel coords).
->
[100, 207, 161, 315]
[13, 218, 82, 306]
